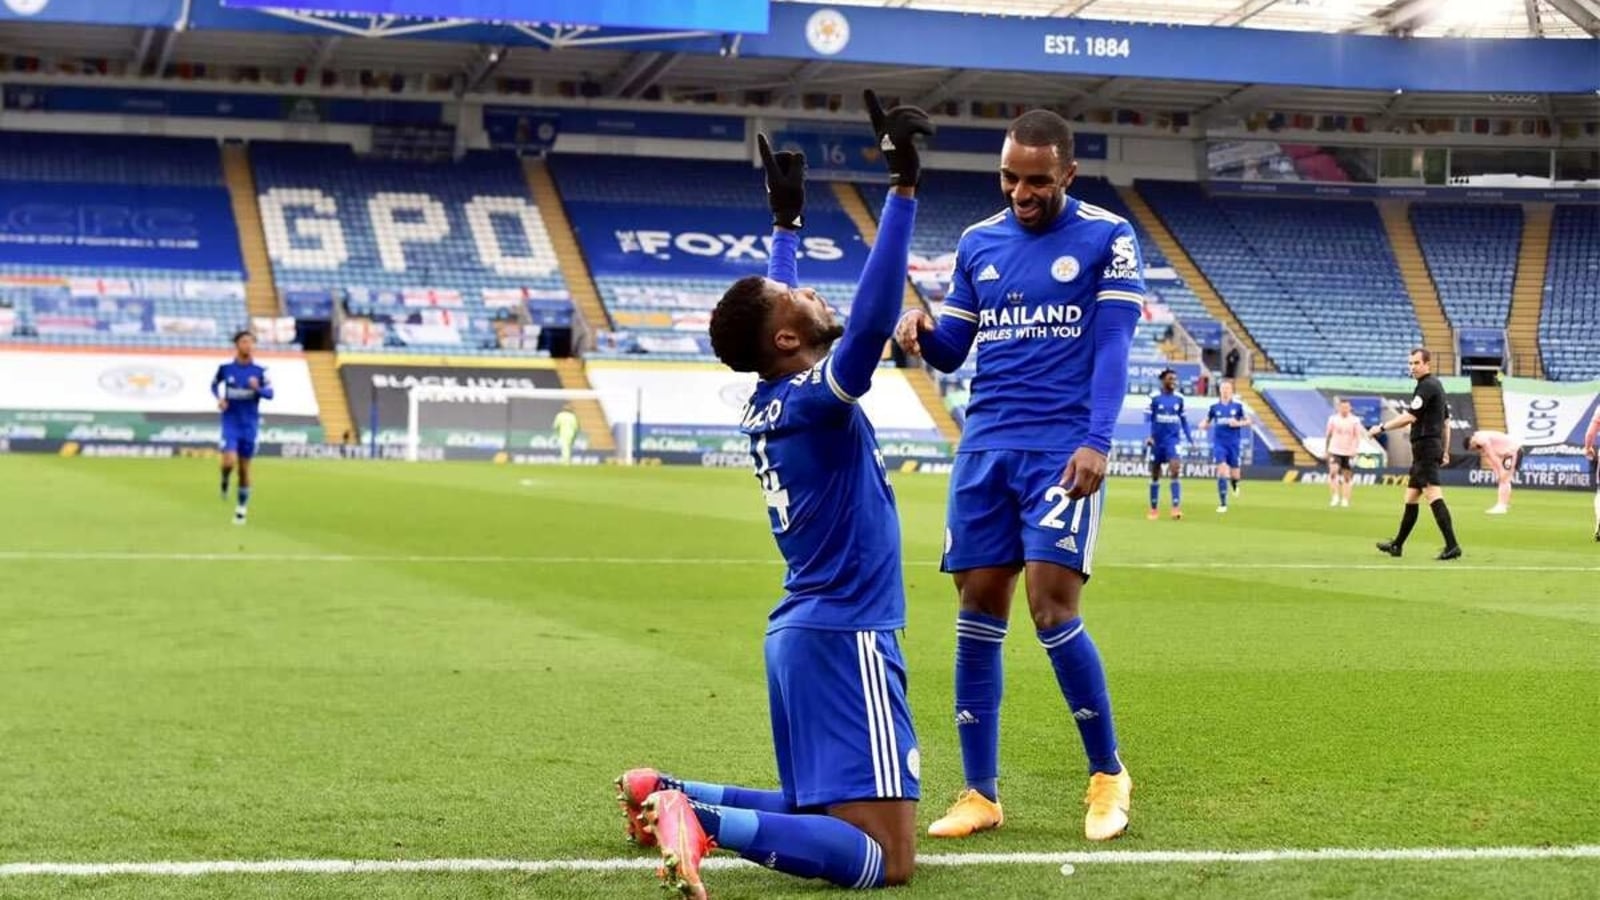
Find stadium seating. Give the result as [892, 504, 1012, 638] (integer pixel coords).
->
[0, 131, 248, 348]
[550, 154, 840, 213]
[1409, 203, 1521, 329]
[1138, 181, 1421, 376]
[550, 154, 857, 360]
[1540, 204, 1600, 381]
[250, 142, 571, 356]
[0, 130, 223, 186]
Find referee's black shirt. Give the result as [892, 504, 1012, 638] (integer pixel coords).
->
[1409, 374, 1448, 445]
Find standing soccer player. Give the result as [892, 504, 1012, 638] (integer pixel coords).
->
[1585, 407, 1600, 540]
[213, 330, 273, 525]
[1325, 397, 1364, 508]
[1146, 369, 1192, 520]
[616, 94, 929, 898]
[893, 109, 1142, 842]
[1199, 379, 1249, 513]
[1373, 348, 1461, 560]
[552, 405, 579, 465]
[1463, 429, 1522, 514]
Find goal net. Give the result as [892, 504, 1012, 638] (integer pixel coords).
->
[404, 385, 640, 464]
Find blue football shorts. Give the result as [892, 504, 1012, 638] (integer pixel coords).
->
[765, 626, 920, 809]
[219, 425, 258, 459]
[941, 449, 1107, 579]
[1211, 443, 1241, 468]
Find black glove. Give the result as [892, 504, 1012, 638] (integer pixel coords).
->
[757, 133, 805, 230]
[864, 89, 935, 188]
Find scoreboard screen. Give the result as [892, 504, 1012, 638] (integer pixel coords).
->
[221, 0, 769, 33]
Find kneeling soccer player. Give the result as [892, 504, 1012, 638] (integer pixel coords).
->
[615, 92, 930, 898]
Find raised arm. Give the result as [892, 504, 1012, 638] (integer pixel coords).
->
[757, 134, 804, 289]
[827, 91, 931, 399]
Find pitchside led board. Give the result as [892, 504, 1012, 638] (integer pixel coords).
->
[220, 0, 769, 31]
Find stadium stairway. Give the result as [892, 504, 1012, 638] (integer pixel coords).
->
[1236, 375, 1315, 467]
[905, 367, 962, 444]
[524, 158, 612, 340]
[306, 351, 354, 442]
[1509, 205, 1550, 379]
[1379, 201, 1454, 374]
[222, 144, 282, 319]
[836, 184, 927, 315]
[1471, 383, 1507, 468]
[553, 358, 617, 454]
[1119, 185, 1274, 373]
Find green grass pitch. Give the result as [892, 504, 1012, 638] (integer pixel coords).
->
[0, 456, 1595, 899]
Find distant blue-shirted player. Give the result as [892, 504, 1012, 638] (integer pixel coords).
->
[894, 110, 1141, 842]
[213, 330, 273, 525]
[1146, 368, 1193, 520]
[1199, 379, 1251, 513]
[615, 93, 929, 899]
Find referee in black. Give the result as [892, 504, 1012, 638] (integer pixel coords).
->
[1371, 348, 1462, 560]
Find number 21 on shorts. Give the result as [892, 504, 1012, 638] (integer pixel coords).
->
[1038, 485, 1086, 532]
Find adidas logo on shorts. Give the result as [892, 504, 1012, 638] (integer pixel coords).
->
[1055, 535, 1079, 553]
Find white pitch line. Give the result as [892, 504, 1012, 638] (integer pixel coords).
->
[0, 551, 1595, 573]
[2, 845, 1596, 877]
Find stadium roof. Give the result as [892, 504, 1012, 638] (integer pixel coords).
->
[790, 0, 1599, 39]
[0, 1, 1595, 127]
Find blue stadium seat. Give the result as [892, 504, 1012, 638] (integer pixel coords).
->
[1410, 203, 1519, 330]
[251, 142, 570, 356]
[0, 134, 245, 349]
[1539, 205, 1599, 381]
[1138, 180, 1421, 377]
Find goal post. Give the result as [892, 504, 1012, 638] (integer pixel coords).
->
[405, 384, 640, 464]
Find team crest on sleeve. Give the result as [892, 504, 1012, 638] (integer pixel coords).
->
[1103, 234, 1140, 280]
[1410, 395, 1424, 409]
[1050, 256, 1080, 283]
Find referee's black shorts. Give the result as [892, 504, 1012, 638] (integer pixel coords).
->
[1408, 439, 1444, 489]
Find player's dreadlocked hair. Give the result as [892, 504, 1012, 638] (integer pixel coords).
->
[1007, 109, 1075, 164]
[710, 275, 774, 373]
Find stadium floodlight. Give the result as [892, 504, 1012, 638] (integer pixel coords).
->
[405, 384, 641, 464]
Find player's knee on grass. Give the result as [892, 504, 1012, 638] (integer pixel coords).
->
[829, 800, 916, 886]
[954, 567, 1019, 620]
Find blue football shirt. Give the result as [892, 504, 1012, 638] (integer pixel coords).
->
[1148, 391, 1187, 446]
[212, 360, 274, 431]
[1208, 400, 1247, 450]
[937, 197, 1146, 453]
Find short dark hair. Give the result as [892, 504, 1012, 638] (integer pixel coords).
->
[709, 276, 775, 373]
[1159, 368, 1176, 379]
[1007, 109, 1074, 165]
[1411, 347, 1431, 363]
[232, 329, 253, 344]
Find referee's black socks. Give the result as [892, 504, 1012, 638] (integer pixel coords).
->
[1394, 502, 1420, 547]
[1430, 498, 1458, 548]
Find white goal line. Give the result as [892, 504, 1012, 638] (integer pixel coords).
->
[2, 845, 1597, 878]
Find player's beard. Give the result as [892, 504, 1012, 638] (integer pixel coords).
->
[812, 320, 845, 351]
[1014, 190, 1065, 233]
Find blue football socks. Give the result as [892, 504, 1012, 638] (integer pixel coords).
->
[955, 611, 1007, 801]
[689, 803, 886, 889]
[1038, 617, 1122, 775]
